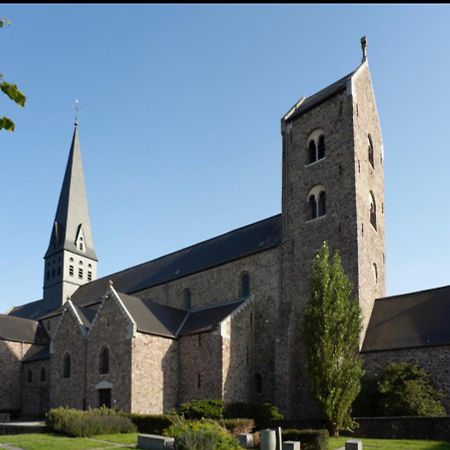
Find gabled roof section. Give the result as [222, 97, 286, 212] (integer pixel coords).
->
[180, 299, 246, 336]
[22, 346, 50, 363]
[71, 214, 281, 306]
[8, 299, 54, 320]
[362, 285, 450, 352]
[117, 292, 186, 338]
[283, 70, 356, 122]
[44, 124, 96, 260]
[0, 314, 49, 344]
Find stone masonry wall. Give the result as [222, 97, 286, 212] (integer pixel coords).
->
[135, 249, 280, 311]
[179, 331, 223, 404]
[363, 346, 450, 413]
[21, 359, 50, 417]
[49, 307, 86, 409]
[131, 332, 178, 414]
[352, 63, 386, 338]
[221, 302, 254, 404]
[86, 294, 133, 412]
[0, 341, 34, 412]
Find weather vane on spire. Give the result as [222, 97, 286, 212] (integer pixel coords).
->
[74, 99, 80, 126]
[361, 36, 368, 63]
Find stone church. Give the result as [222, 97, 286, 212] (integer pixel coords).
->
[2, 39, 450, 420]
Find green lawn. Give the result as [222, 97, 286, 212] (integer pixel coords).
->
[1, 433, 450, 450]
[0, 433, 138, 450]
[329, 437, 450, 450]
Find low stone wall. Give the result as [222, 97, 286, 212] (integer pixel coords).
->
[349, 416, 450, 440]
[276, 417, 450, 441]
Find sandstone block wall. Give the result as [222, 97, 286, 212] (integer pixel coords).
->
[0, 341, 34, 412]
[131, 332, 177, 414]
[179, 331, 223, 404]
[21, 359, 49, 417]
[86, 294, 133, 412]
[49, 308, 86, 409]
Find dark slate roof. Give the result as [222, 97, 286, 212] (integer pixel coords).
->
[8, 299, 54, 320]
[284, 70, 355, 122]
[22, 346, 50, 363]
[71, 214, 281, 307]
[0, 314, 49, 344]
[114, 292, 246, 338]
[362, 285, 450, 352]
[118, 293, 187, 338]
[180, 299, 246, 336]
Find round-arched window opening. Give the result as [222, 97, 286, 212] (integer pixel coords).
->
[368, 134, 374, 169]
[239, 272, 250, 297]
[99, 347, 110, 375]
[305, 129, 326, 165]
[307, 185, 326, 220]
[183, 288, 192, 310]
[63, 353, 71, 378]
[369, 192, 377, 230]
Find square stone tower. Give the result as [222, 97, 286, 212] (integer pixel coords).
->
[275, 49, 386, 418]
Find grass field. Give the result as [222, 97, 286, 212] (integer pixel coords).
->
[1, 433, 449, 450]
[0, 433, 138, 450]
[329, 437, 450, 450]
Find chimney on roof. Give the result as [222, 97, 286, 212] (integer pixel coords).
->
[361, 36, 368, 63]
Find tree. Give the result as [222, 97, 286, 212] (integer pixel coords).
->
[300, 241, 363, 436]
[377, 362, 446, 417]
[1, 18, 26, 132]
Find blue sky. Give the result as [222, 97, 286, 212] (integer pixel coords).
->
[1, 4, 450, 311]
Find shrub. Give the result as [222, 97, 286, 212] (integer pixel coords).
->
[165, 417, 241, 450]
[179, 399, 224, 420]
[46, 407, 136, 437]
[282, 429, 329, 450]
[223, 402, 283, 430]
[355, 362, 447, 417]
[377, 362, 446, 417]
[126, 413, 173, 434]
[218, 418, 255, 435]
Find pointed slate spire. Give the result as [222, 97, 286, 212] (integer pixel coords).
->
[44, 123, 97, 260]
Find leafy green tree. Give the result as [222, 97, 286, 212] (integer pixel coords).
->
[301, 241, 364, 436]
[1, 18, 26, 132]
[377, 362, 446, 417]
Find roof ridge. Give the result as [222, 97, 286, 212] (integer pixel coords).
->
[375, 283, 450, 302]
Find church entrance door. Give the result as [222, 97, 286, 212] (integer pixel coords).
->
[98, 388, 112, 408]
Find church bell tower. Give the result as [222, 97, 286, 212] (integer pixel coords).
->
[276, 38, 386, 418]
[43, 121, 98, 309]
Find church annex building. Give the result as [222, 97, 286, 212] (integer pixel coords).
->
[2, 41, 450, 420]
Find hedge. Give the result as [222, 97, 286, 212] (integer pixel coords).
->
[282, 428, 329, 450]
[218, 418, 255, 435]
[46, 407, 136, 437]
[126, 413, 174, 434]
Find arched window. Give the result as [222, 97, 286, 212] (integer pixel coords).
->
[63, 353, 71, 378]
[27, 369, 32, 383]
[309, 195, 317, 220]
[318, 191, 326, 217]
[368, 134, 374, 168]
[239, 272, 250, 297]
[40, 367, 46, 383]
[254, 373, 262, 394]
[307, 185, 326, 220]
[370, 192, 377, 230]
[99, 347, 109, 375]
[306, 129, 326, 164]
[183, 288, 191, 310]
